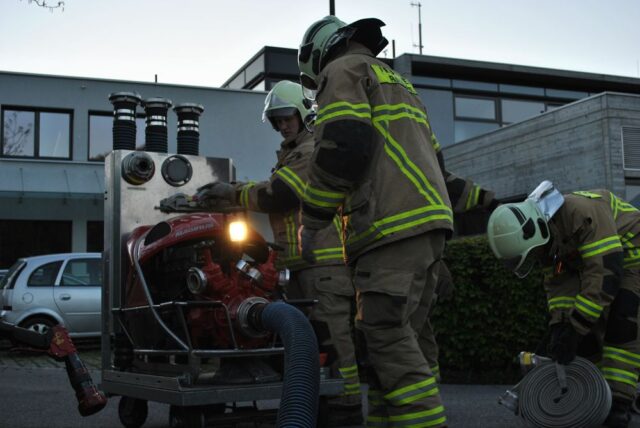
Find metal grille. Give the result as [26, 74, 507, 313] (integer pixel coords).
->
[623, 126, 640, 170]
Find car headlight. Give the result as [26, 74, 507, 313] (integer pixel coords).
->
[229, 220, 248, 242]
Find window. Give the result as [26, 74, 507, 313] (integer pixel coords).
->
[501, 99, 546, 124]
[27, 261, 63, 287]
[1, 107, 71, 159]
[86, 221, 103, 252]
[0, 220, 71, 268]
[454, 96, 496, 120]
[61, 258, 101, 287]
[88, 112, 145, 161]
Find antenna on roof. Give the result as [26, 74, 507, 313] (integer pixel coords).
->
[329, 0, 335, 15]
[410, 1, 423, 55]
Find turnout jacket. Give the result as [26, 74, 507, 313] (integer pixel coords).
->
[302, 43, 453, 261]
[545, 190, 640, 334]
[235, 130, 344, 271]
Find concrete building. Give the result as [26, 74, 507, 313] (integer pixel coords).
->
[2, 48, 640, 266]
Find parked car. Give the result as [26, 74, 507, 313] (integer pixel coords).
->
[0, 253, 102, 338]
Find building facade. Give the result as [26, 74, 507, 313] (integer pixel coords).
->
[2, 48, 640, 267]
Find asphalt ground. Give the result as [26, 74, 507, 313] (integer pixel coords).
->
[1, 340, 639, 427]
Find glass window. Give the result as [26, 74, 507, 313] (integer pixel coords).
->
[2, 110, 35, 156]
[27, 261, 63, 287]
[545, 88, 589, 100]
[89, 113, 145, 161]
[86, 221, 103, 252]
[455, 96, 496, 120]
[0, 220, 71, 268]
[39, 112, 70, 158]
[61, 258, 101, 287]
[501, 99, 546, 124]
[499, 84, 545, 96]
[454, 121, 500, 142]
[452, 80, 498, 92]
[1, 108, 70, 159]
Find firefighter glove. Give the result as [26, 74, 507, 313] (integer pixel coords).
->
[298, 225, 319, 264]
[549, 322, 581, 365]
[195, 182, 236, 205]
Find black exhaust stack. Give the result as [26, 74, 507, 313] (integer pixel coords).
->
[109, 92, 141, 151]
[142, 98, 172, 153]
[174, 103, 204, 156]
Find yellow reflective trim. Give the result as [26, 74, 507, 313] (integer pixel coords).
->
[240, 182, 256, 208]
[373, 103, 426, 118]
[315, 109, 372, 125]
[275, 167, 305, 198]
[371, 63, 418, 95]
[387, 405, 445, 422]
[317, 101, 371, 116]
[384, 377, 437, 400]
[579, 236, 622, 258]
[373, 121, 445, 206]
[465, 185, 481, 211]
[603, 346, 640, 367]
[573, 191, 602, 199]
[576, 295, 603, 311]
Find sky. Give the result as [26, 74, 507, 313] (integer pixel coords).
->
[1, 0, 640, 88]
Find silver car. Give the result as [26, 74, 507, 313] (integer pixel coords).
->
[0, 253, 102, 337]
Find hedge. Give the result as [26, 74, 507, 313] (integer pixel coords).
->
[432, 235, 548, 383]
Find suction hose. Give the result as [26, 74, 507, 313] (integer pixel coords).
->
[251, 301, 319, 428]
[500, 356, 611, 428]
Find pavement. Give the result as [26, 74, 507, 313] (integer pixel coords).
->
[1, 340, 640, 427]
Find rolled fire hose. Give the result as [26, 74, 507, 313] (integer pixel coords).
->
[499, 355, 611, 428]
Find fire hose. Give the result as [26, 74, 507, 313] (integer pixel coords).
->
[499, 353, 611, 428]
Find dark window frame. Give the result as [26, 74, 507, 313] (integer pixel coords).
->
[453, 94, 499, 122]
[27, 261, 63, 287]
[1, 105, 73, 160]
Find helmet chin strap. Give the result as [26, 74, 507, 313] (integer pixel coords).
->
[527, 180, 565, 221]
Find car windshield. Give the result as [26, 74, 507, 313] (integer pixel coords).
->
[0, 260, 26, 290]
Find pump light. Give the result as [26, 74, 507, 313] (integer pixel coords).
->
[229, 220, 248, 242]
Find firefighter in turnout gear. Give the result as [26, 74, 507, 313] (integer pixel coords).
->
[298, 16, 453, 427]
[487, 181, 640, 428]
[197, 80, 363, 426]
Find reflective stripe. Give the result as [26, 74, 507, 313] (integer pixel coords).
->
[279, 247, 344, 269]
[574, 294, 603, 319]
[275, 167, 306, 198]
[602, 367, 639, 387]
[387, 405, 446, 427]
[316, 101, 371, 125]
[431, 365, 440, 376]
[603, 346, 640, 368]
[370, 64, 418, 95]
[465, 185, 481, 211]
[239, 182, 256, 208]
[573, 191, 602, 199]
[373, 120, 446, 207]
[621, 231, 640, 268]
[611, 192, 620, 220]
[346, 205, 452, 252]
[578, 235, 622, 258]
[385, 377, 439, 406]
[304, 184, 345, 209]
[344, 382, 362, 395]
[284, 213, 296, 258]
[339, 364, 359, 378]
[548, 296, 576, 311]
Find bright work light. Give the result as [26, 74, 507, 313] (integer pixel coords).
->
[229, 220, 248, 242]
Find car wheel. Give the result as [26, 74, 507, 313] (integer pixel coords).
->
[20, 317, 56, 335]
[118, 396, 148, 428]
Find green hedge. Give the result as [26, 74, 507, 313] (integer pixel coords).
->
[432, 235, 548, 382]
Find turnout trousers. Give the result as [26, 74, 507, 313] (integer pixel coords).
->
[546, 268, 640, 402]
[354, 231, 447, 428]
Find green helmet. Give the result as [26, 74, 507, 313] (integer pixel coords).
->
[298, 15, 347, 92]
[262, 80, 315, 131]
[487, 199, 551, 278]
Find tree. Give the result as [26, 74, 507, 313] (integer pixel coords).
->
[20, 0, 65, 12]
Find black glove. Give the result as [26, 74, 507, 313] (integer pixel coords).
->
[549, 322, 581, 364]
[195, 182, 236, 206]
[298, 226, 319, 264]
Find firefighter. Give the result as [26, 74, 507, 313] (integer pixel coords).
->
[198, 80, 362, 426]
[298, 16, 453, 427]
[418, 173, 498, 381]
[487, 181, 640, 428]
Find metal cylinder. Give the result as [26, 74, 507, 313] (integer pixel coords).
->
[109, 92, 142, 151]
[173, 103, 204, 156]
[142, 97, 172, 153]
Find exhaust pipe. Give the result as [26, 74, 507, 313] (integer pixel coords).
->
[109, 92, 141, 151]
[174, 103, 204, 156]
[142, 98, 172, 153]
